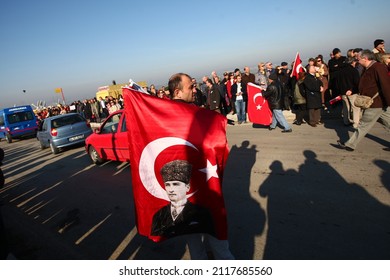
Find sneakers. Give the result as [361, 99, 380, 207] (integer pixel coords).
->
[336, 140, 354, 151]
[282, 129, 292, 133]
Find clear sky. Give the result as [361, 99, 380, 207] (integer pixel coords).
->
[0, 0, 389, 108]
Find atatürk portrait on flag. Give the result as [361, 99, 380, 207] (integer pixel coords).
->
[150, 159, 215, 238]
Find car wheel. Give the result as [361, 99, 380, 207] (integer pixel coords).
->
[5, 134, 12, 144]
[50, 142, 59, 154]
[39, 140, 46, 150]
[88, 146, 104, 165]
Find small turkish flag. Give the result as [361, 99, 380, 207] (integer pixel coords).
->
[291, 52, 305, 80]
[123, 87, 229, 242]
[247, 83, 272, 125]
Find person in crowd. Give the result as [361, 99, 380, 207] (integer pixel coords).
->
[377, 53, 390, 75]
[265, 62, 275, 78]
[191, 78, 204, 107]
[338, 57, 361, 128]
[90, 98, 100, 122]
[242, 66, 256, 86]
[315, 56, 329, 107]
[337, 49, 390, 151]
[213, 75, 229, 115]
[277, 62, 292, 110]
[306, 58, 316, 69]
[99, 97, 108, 118]
[149, 84, 157, 96]
[199, 76, 209, 105]
[83, 99, 92, 121]
[211, 71, 218, 84]
[372, 39, 386, 54]
[328, 48, 347, 98]
[292, 72, 307, 125]
[347, 48, 354, 58]
[108, 99, 121, 114]
[353, 48, 364, 76]
[231, 75, 247, 124]
[205, 78, 221, 113]
[226, 72, 235, 114]
[255, 62, 268, 90]
[303, 65, 324, 127]
[263, 73, 292, 133]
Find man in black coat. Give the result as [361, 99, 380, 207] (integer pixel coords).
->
[303, 65, 323, 127]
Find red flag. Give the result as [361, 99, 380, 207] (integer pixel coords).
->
[247, 82, 272, 125]
[291, 52, 305, 80]
[123, 88, 229, 242]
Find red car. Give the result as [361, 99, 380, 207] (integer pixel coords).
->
[85, 110, 130, 164]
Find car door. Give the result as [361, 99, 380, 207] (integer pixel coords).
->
[97, 111, 127, 161]
[116, 114, 130, 161]
[37, 119, 50, 147]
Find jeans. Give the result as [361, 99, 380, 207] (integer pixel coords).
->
[270, 109, 291, 130]
[235, 99, 246, 122]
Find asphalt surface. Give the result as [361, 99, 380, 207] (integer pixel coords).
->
[0, 107, 389, 260]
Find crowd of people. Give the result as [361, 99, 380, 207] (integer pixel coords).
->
[34, 39, 390, 146]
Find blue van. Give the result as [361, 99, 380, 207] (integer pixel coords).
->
[0, 105, 38, 143]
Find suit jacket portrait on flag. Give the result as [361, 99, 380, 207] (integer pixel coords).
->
[150, 201, 215, 238]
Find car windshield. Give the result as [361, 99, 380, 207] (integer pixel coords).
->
[51, 115, 85, 128]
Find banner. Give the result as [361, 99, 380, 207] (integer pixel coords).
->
[55, 87, 62, 94]
[123, 88, 229, 242]
[247, 82, 272, 125]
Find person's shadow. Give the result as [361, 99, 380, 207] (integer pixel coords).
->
[224, 140, 266, 259]
[374, 159, 390, 193]
[259, 150, 390, 259]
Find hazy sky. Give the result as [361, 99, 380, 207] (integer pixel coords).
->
[0, 0, 389, 108]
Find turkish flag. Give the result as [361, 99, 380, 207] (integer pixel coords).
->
[291, 52, 305, 80]
[123, 87, 229, 242]
[247, 82, 272, 125]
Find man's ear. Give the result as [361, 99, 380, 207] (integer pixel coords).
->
[174, 88, 181, 98]
[185, 184, 190, 191]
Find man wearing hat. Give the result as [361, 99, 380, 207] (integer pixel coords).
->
[151, 160, 215, 238]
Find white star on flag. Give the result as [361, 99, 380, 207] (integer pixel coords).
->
[199, 159, 219, 181]
[256, 105, 262, 110]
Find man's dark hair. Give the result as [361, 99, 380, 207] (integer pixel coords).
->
[168, 73, 192, 98]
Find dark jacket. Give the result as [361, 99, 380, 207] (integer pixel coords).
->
[337, 64, 360, 95]
[263, 80, 283, 110]
[207, 84, 221, 110]
[359, 61, 390, 108]
[231, 82, 248, 103]
[150, 201, 215, 238]
[303, 74, 323, 109]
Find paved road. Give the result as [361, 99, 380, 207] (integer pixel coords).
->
[1, 112, 389, 259]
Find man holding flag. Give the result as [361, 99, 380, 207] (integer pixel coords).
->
[123, 73, 234, 259]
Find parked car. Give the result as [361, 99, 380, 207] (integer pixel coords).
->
[85, 110, 129, 164]
[37, 113, 93, 154]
